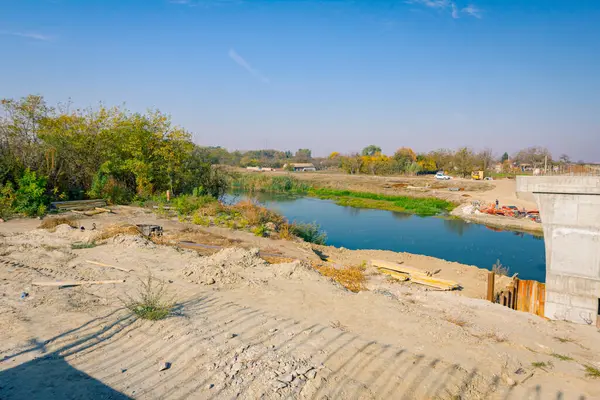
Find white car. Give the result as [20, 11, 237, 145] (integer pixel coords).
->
[435, 172, 451, 180]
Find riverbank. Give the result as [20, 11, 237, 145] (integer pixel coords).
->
[233, 170, 542, 232]
[232, 173, 456, 216]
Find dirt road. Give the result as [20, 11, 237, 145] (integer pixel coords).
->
[1, 211, 598, 399]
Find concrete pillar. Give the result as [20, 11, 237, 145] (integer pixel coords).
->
[517, 176, 600, 324]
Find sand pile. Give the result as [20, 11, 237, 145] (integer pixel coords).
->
[181, 247, 266, 285]
[109, 234, 157, 249]
[181, 247, 325, 287]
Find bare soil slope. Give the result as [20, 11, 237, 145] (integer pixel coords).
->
[1, 213, 598, 399]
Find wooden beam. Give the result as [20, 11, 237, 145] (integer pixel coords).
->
[487, 271, 495, 302]
[85, 260, 132, 273]
[33, 280, 125, 287]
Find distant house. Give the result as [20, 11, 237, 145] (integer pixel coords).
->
[283, 163, 316, 172]
[246, 166, 275, 172]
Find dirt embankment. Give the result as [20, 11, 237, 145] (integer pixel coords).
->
[1, 210, 598, 399]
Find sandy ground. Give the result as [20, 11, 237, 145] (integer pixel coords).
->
[1, 210, 598, 399]
[249, 170, 543, 234]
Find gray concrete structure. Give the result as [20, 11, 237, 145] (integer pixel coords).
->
[517, 176, 600, 325]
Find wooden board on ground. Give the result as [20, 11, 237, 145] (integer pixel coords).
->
[409, 276, 461, 291]
[33, 280, 125, 287]
[372, 259, 460, 290]
[377, 268, 409, 282]
[85, 260, 132, 273]
[371, 260, 429, 277]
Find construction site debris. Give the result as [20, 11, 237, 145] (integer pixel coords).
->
[136, 224, 163, 237]
[50, 199, 108, 211]
[372, 260, 460, 290]
[158, 362, 171, 372]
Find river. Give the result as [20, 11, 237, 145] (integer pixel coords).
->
[227, 192, 547, 282]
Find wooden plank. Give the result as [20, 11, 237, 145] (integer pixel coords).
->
[376, 268, 409, 282]
[33, 280, 125, 287]
[371, 260, 427, 277]
[487, 271, 495, 302]
[409, 276, 461, 291]
[372, 259, 460, 290]
[85, 260, 132, 273]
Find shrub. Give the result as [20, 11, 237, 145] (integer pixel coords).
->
[196, 165, 230, 199]
[290, 222, 327, 245]
[0, 182, 16, 219]
[124, 274, 175, 321]
[173, 195, 216, 216]
[88, 163, 134, 204]
[235, 200, 284, 227]
[492, 259, 510, 276]
[252, 224, 268, 237]
[13, 169, 48, 217]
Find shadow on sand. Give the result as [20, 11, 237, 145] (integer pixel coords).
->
[0, 294, 588, 399]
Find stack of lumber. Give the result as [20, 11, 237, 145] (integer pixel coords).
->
[50, 199, 108, 211]
[371, 259, 460, 291]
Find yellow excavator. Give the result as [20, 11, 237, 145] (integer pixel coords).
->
[471, 170, 484, 180]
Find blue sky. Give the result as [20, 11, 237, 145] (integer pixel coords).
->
[1, 0, 599, 161]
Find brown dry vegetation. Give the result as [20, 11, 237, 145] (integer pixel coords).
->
[94, 224, 141, 241]
[314, 263, 366, 293]
[38, 217, 79, 231]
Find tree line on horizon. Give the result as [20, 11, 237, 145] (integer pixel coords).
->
[0, 95, 578, 217]
[199, 143, 572, 177]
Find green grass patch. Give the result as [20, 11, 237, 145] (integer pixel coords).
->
[585, 365, 600, 378]
[531, 361, 553, 369]
[71, 242, 97, 249]
[551, 353, 574, 362]
[307, 188, 456, 216]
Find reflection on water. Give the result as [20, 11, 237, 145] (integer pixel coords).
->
[227, 192, 547, 282]
[442, 218, 474, 237]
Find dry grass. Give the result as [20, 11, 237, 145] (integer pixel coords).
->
[330, 320, 348, 331]
[277, 223, 294, 240]
[473, 332, 508, 343]
[95, 224, 140, 240]
[261, 255, 295, 264]
[39, 217, 78, 231]
[445, 316, 471, 328]
[153, 228, 239, 248]
[235, 200, 285, 227]
[554, 336, 575, 344]
[314, 264, 366, 293]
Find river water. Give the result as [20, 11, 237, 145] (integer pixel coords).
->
[228, 193, 547, 282]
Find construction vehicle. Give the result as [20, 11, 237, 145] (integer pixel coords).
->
[471, 170, 484, 180]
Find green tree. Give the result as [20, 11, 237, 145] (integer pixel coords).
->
[295, 148, 312, 162]
[393, 147, 417, 173]
[501, 152, 509, 162]
[361, 145, 382, 156]
[453, 147, 475, 177]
